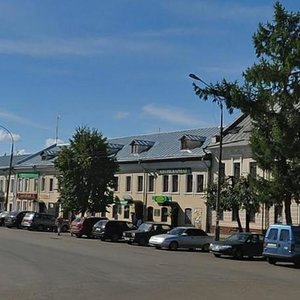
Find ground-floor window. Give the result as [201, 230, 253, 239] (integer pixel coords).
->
[184, 208, 192, 224]
[147, 207, 154, 221]
[124, 205, 129, 219]
[161, 207, 168, 222]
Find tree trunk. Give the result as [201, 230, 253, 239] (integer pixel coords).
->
[236, 211, 243, 232]
[284, 196, 292, 225]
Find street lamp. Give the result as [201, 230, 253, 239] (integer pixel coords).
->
[189, 73, 223, 241]
[0, 125, 14, 211]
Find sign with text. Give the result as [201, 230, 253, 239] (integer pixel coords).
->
[157, 168, 191, 175]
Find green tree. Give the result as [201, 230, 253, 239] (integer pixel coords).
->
[55, 126, 119, 216]
[193, 3, 300, 224]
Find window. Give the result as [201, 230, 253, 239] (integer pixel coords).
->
[41, 177, 46, 191]
[113, 176, 119, 191]
[184, 208, 192, 224]
[49, 178, 54, 192]
[125, 176, 131, 192]
[161, 207, 168, 222]
[22, 201, 27, 211]
[162, 175, 169, 193]
[233, 162, 240, 179]
[147, 207, 154, 221]
[279, 229, 290, 242]
[112, 205, 118, 219]
[275, 205, 283, 223]
[196, 174, 204, 192]
[172, 175, 178, 193]
[124, 205, 130, 219]
[232, 208, 238, 221]
[24, 179, 29, 192]
[267, 228, 278, 241]
[137, 176, 143, 192]
[0, 180, 3, 192]
[148, 175, 154, 192]
[10, 179, 14, 193]
[17, 179, 22, 192]
[33, 179, 38, 192]
[249, 208, 256, 223]
[249, 162, 257, 178]
[186, 174, 193, 193]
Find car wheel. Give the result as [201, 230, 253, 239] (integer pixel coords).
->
[169, 241, 179, 251]
[234, 249, 243, 259]
[75, 234, 82, 238]
[202, 244, 210, 252]
[155, 245, 161, 250]
[111, 234, 119, 242]
[213, 254, 221, 258]
[267, 257, 276, 265]
[61, 225, 68, 233]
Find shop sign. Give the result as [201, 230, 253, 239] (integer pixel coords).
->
[17, 193, 38, 200]
[152, 195, 172, 204]
[157, 168, 191, 175]
[17, 172, 39, 179]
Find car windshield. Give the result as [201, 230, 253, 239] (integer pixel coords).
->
[293, 228, 300, 241]
[138, 223, 153, 232]
[168, 228, 186, 235]
[226, 233, 250, 242]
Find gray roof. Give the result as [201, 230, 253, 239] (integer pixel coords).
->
[109, 127, 219, 162]
[0, 154, 30, 169]
[208, 114, 252, 149]
[4, 127, 219, 169]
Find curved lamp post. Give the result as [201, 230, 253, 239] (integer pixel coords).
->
[189, 73, 223, 241]
[0, 125, 14, 211]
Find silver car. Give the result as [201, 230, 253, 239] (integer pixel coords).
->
[149, 227, 214, 251]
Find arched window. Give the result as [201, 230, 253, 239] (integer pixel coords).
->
[161, 207, 168, 222]
[185, 208, 192, 224]
[124, 205, 130, 219]
[147, 207, 154, 221]
[112, 205, 118, 219]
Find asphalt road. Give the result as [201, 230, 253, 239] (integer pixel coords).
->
[0, 227, 299, 300]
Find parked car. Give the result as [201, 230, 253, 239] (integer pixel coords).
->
[92, 220, 136, 242]
[123, 222, 172, 246]
[149, 227, 214, 251]
[0, 211, 9, 226]
[5, 211, 32, 228]
[21, 212, 57, 231]
[263, 224, 300, 266]
[70, 216, 108, 238]
[209, 232, 264, 259]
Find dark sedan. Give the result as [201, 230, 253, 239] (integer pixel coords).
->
[209, 232, 264, 259]
[123, 222, 172, 246]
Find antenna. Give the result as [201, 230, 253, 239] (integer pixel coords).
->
[55, 115, 60, 144]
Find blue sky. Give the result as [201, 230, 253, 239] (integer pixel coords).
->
[0, 0, 299, 155]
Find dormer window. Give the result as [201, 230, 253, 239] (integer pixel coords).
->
[130, 140, 155, 154]
[108, 143, 124, 155]
[40, 150, 56, 161]
[180, 135, 206, 150]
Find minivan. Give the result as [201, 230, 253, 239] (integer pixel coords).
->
[92, 220, 136, 242]
[21, 212, 56, 231]
[263, 224, 300, 266]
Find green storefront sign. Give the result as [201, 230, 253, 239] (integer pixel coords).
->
[17, 172, 39, 179]
[152, 195, 172, 205]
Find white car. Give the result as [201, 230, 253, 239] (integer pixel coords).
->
[149, 227, 214, 251]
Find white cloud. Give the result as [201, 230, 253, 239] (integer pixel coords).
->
[15, 149, 30, 155]
[113, 111, 130, 120]
[0, 129, 20, 142]
[142, 104, 209, 127]
[0, 109, 50, 129]
[45, 138, 64, 147]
